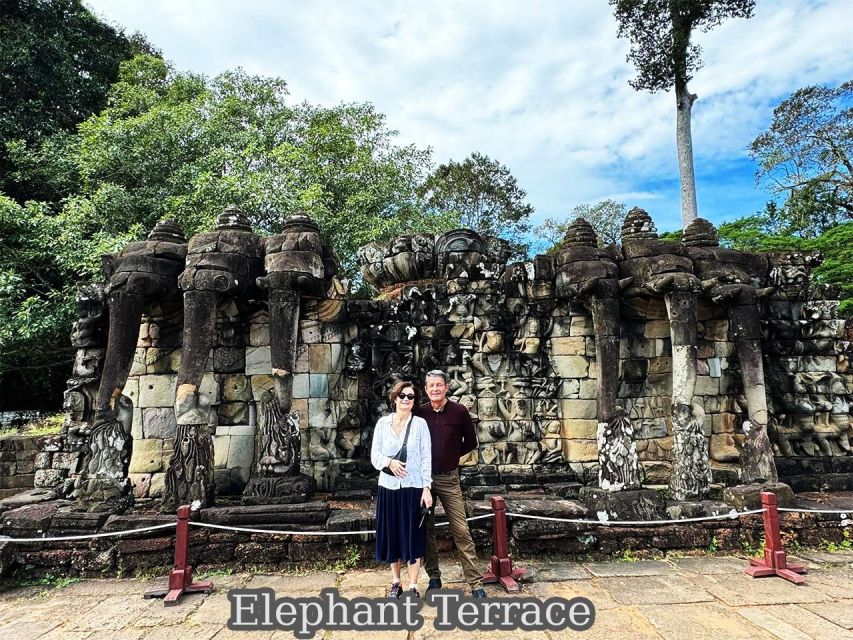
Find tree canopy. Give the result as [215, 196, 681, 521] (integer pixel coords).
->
[0, 0, 146, 202]
[418, 152, 533, 258]
[534, 199, 628, 252]
[0, 53, 462, 406]
[610, 0, 755, 227]
[749, 80, 853, 232]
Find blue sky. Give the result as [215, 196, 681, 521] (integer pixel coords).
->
[86, 0, 853, 235]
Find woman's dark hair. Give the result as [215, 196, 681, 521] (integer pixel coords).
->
[388, 380, 418, 406]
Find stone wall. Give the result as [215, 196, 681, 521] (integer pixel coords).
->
[0, 436, 38, 499]
[48, 217, 853, 502]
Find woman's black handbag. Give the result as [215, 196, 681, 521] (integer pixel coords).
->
[381, 415, 413, 475]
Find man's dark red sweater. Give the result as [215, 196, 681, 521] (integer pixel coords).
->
[414, 400, 478, 473]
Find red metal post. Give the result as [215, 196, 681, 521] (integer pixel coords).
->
[482, 495, 526, 592]
[744, 491, 807, 585]
[144, 504, 214, 605]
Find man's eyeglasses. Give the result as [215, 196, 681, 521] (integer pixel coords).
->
[398, 393, 416, 401]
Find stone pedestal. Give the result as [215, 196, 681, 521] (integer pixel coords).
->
[579, 486, 667, 521]
[722, 482, 794, 510]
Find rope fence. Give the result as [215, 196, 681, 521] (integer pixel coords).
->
[0, 523, 176, 543]
[0, 492, 849, 604]
[502, 508, 766, 527]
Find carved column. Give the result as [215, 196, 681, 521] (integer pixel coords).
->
[682, 218, 777, 484]
[619, 208, 711, 501]
[243, 214, 329, 504]
[730, 294, 778, 483]
[74, 220, 186, 513]
[555, 219, 644, 505]
[590, 292, 642, 492]
[166, 289, 218, 511]
[163, 206, 262, 512]
[665, 288, 711, 500]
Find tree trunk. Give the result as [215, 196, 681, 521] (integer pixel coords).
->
[675, 86, 698, 228]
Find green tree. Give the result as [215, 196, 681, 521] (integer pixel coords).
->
[534, 199, 628, 253]
[11, 54, 451, 278]
[418, 152, 533, 258]
[0, 0, 147, 202]
[610, 0, 756, 228]
[749, 81, 853, 234]
[1, 54, 456, 406]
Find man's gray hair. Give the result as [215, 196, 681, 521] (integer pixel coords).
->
[425, 369, 448, 384]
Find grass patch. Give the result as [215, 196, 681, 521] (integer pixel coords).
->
[7, 573, 81, 597]
[0, 413, 64, 439]
[822, 529, 853, 552]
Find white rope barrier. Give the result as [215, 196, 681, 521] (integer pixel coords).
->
[191, 513, 495, 536]
[0, 523, 176, 543]
[0, 504, 846, 544]
[192, 522, 376, 536]
[503, 508, 766, 527]
[436, 514, 494, 527]
[777, 507, 851, 515]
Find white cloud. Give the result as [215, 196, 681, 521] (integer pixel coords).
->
[86, 0, 852, 229]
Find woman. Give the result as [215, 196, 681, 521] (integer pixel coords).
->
[371, 380, 433, 598]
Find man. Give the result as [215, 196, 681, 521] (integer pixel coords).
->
[414, 369, 486, 598]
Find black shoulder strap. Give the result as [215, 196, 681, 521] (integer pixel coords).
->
[401, 415, 413, 447]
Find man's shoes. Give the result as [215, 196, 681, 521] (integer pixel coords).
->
[409, 587, 421, 598]
[426, 578, 442, 593]
[471, 587, 487, 599]
[388, 582, 403, 598]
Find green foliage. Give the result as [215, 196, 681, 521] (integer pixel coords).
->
[619, 548, 639, 562]
[707, 536, 719, 553]
[740, 534, 765, 558]
[716, 213, 853, 314]
[811, 223, 853, 314]
[0, 413, 64, 438]
[419, 152, 532, 259]
[609, 0, 756, 94]
[750, 80, 853, 228]
[0, 196, 81, 379]
[822, 529, 852, 552]
[332, 545, 363, 572]
[658, 229, 683, 242]
[14, 573, 80, 596]
[2, 53, 462, 403]
[535, 199, 627, 253]
[0, 0, 146, 201]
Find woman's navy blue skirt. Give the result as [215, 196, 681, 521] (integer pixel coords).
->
[375, 486, 425, 564]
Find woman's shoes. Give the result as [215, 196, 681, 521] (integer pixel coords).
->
[388, 582, 403, 598]
[409, 587, 421, 598]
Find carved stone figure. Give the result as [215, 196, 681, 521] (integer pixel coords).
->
[75, 220, 187, 512]
[244, 214, 332, 503]
[619, 208, 711, 500]
[555, 218, 642, 492]
[164, 207, 262, 511]
[683, 218, 778, 484]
